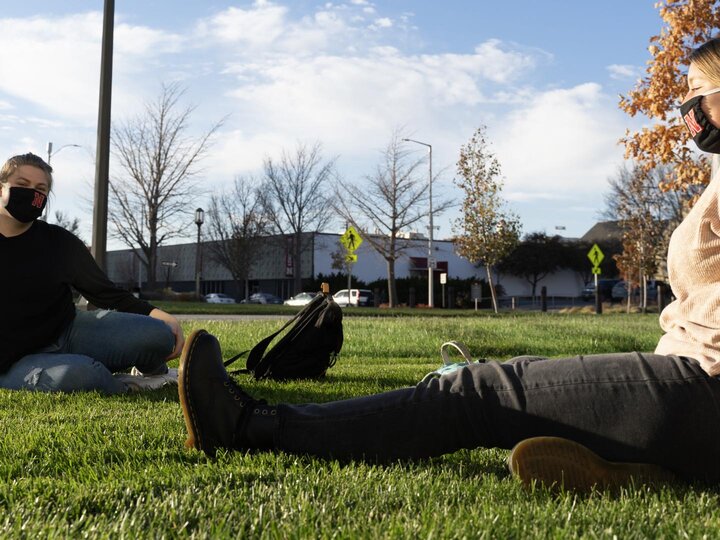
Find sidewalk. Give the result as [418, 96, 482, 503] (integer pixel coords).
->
[175, 314, 293, 321]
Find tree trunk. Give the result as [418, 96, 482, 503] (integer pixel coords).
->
[625, 288, 631, 313]
[147, 238, 158, 289]
[386, 258, 397, 307]
[486, 264, 498, 313]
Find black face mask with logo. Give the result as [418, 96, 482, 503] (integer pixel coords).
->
[3, 186, 47, 223]
[680, 88, 720, 153]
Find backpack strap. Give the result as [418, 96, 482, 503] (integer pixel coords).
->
[222, 312, 299, 372]
[223, 349, 249, 369]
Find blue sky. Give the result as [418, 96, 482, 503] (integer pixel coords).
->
[0, 1, 668, 247]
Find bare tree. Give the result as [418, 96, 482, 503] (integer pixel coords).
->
[333, 131, 452, 307]
[603, 164, 700, 232]
[259, 142, 336, 294]
[603, 164, 702, 298]
[109, 83, 223, 288]
[206, 176, 269, 300]
[50, 210, 82, 239]
[453, 126, 521, 313]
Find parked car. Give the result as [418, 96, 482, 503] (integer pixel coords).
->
[242, 292, 284, 305]
[333, 288, 375, 307]
[204, 293, 236, 304]
[581, 279, 620, 302]
[284, 292, 318, 306]
[611, 280, 666, 302]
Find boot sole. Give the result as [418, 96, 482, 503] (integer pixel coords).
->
[508, 436, 675, 493]
[178, 328, 208, 452]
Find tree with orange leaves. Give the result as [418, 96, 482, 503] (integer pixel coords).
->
[620, 0, 720, 191]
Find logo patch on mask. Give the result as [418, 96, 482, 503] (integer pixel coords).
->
[31, 191, 46, 209]
[683, 109, 704, 137]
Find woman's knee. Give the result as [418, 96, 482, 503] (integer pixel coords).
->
[135, 316, 175, 357]
[73, 310, 175, 358]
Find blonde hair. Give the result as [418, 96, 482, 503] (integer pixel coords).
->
[691, 38, 720, 87]
[0, 153, 54, 192]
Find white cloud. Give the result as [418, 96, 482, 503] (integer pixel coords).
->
[373, 17, 393, 28]
[607, 63, 643, 80]
[195, 3, 364, 56]
[115, 22, 184, 56]
[0, 13, 184, 122]
[221, 39, 540, 161]
[493, 83, 628, 201]
[195, 4, 287, 47]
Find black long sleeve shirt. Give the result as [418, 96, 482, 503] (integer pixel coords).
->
[1, 220, 154, 373]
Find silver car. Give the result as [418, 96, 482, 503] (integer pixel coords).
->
[204, 293, 236, 304]
[284, 292, 318, 306]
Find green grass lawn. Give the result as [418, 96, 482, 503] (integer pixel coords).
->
[2, 313, 719, 538]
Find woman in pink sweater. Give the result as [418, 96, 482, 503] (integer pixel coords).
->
[177, 38, 720, 493]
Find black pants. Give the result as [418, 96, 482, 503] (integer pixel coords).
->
[275, 353, 720, 480]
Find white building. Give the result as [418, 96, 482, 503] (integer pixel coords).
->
[106, 230, 595, 303]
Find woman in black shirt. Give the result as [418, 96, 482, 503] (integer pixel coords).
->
[0, 153, 184, 393]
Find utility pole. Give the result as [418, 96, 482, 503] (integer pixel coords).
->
[91, 0, 114, 270]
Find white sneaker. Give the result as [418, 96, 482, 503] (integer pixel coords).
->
[115, 368, 178, 392]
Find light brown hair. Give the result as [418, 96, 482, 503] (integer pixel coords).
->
[691, 38, 720, 87]
[0, 153, 54, 192]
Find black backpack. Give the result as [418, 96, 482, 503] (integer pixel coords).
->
[224, 288, 343, 380]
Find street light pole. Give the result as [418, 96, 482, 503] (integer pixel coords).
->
[44, 142, 82, 220]
[46, 142, 81, 165]
[194, 208, 204, 298]
[402, 138, 434, 308]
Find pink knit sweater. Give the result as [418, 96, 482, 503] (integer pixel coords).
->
[655, 158, 720, 375]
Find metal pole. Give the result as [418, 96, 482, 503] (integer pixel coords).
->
[91, 0, 114, 270]
[47, 142, 53, 165]
[401, 138, 434, 308]
[428, 144, 433, 308]
[346, 222, 351, 301]
[195, 223, 201, 298]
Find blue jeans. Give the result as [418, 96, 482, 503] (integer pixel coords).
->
[0, 310, 175, 394]
[275, 353, 720, 481]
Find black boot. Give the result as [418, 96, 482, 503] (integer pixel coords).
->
[178, 329, 277, 457]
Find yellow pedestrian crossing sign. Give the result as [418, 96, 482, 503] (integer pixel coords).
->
[340, 226, 363, 252]
[587, 243, 604, 268]
[345, 253, 358, 263]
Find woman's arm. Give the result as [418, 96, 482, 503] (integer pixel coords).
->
[62, 227, 184, 357]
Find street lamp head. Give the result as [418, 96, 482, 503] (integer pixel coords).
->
[401, 138, 431, 150]
[195, 207, 205, 226]
[47, 142, 82, 165]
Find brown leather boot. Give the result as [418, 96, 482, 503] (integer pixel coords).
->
[508, 436, 676, 493]
[178, 329, 277, 457]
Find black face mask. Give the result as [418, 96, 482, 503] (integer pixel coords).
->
[3, 186, 47, 223]
[680, 88, 720, 153]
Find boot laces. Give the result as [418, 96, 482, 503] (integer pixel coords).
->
[222, 376, 265, 408]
